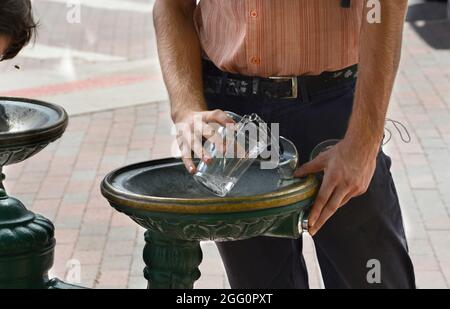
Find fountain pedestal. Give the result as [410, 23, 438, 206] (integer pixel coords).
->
[102, 158, 318, 289]
[144, 233, 202, 289]
[0, 97, 76, 289]
[0, 188, 55, 289]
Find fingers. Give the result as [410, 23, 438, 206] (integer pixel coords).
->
[309, 187, 347, 236]
[179, 122, 214, 167]
[179, 138, 196, 174]
[308, 175, 336, 229]
[191, 130, 207, 162]
[204, 109, 235, 126]
[341, 192, 354, 207]
[294, 153, 327, 177]
[176, 109, 236, 173]
[182, 157, 196, 174]
[201, 122, 220, 140]
[202, 123, 226, 156]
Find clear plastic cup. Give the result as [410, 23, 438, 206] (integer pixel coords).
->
[193, 112, 274, 197]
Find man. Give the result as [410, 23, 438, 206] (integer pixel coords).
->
[154, 0, 416, 289]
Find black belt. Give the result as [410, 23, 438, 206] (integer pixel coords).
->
[203, 60, 358, 100]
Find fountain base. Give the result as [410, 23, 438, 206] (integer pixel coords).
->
[0, 188, 55, 289]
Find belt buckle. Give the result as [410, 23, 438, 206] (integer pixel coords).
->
[268, 76, 298, 99]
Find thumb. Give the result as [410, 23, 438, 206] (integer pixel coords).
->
[294, 156, 326, 177]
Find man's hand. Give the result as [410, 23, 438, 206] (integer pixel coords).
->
[174, 109, 234, 174]
[294, 140, 377, 236]
[295, 0, 408, 236]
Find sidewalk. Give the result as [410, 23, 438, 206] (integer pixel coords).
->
[1, 1, 449, 289]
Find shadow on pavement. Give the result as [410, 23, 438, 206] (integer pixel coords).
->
[407, 2, 448, 21]
[407, 2, 450, 50]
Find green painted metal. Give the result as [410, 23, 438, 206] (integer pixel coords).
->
[0, 188, 55, 289]
[0, 98, 85, 289]
[103, 157, 318, 289]
[112, 199, 313, 242]
[144, 232, 202, 289]
[114, 200, 314, 289]
[110, 199, 314, 289]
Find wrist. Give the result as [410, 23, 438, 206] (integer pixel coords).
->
[171, 105, 205, 123]
[340, 134, 380, 163]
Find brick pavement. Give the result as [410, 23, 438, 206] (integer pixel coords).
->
[385, 18, 450, 288]
[1, 1, 450, 289]
[5, 103, 171, 288]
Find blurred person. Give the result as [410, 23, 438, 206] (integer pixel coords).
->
[0, 0, 36, 61]
[0, 0, 36, 128]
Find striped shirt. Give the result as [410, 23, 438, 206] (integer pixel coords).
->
[194, 0, 365, 77]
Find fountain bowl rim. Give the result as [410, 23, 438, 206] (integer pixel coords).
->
[101, 157, 318, 214]
[0, 96, 68, 146]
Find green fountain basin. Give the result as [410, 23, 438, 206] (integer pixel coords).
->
[102, 158, 318, 242]
[0, 97, 68, 166]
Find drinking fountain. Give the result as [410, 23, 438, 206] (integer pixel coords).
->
[0, 96, 325, 289]
[0, 97, 80, 289]
[102, 155, 319, 289]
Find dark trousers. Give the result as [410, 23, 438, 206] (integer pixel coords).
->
[203, 70, 416, 289]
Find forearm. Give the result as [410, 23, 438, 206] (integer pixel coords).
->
[344, 0, 408, 159]
[153, 0, 205, 122]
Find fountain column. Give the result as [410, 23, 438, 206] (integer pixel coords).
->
[143, 232, 203, 289]
[0, 187, 56, 289]
[0, 97, 85, 289]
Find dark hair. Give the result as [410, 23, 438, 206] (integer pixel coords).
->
[0, 0, 37, 61]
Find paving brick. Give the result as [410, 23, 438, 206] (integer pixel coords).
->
[128, 275, 147, 289]
[55, 228, 80, 245]
[415, 270, 448, 289]
[31, 199, 61, 221]
[76, 236, 107, 252]
[410, 254, 440, 271]
[428, 231, 450, 263]
[79, 224, 110, 237]
[78, 264, 101, 288]
[130, 257, 145, 277]
[104, 240, 135, 256]
[37, 177, 69, 199]
[73, 250, 104, 266]
[95, 270, 130, 289]
[413, 189, 450, 230]
[111, 212, 134, 227]
[439, 261, 450, 287]
[108, 226, 138, 241]
[101, 255, 133, 272]
[86, 196, 109, 209]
